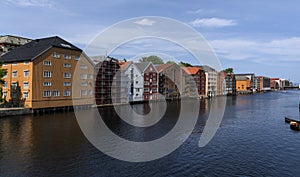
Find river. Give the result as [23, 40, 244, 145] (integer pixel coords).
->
[0, 91, 300, 176]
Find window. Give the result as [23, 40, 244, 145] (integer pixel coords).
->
[3, 73, 7, 78]
[12, 71, 17, 77]
[80, 74, 87, 79]
[12, 63, 17, 66]
[75, 56, 80, 61]
[3, 82, 7, 88]
[64, 90, 71, 96]
[64, 72, 71, 78]
[43, 82, 52, 86]
[2, 92, 7, 98]
[24, 61, 29, 65]
[136, 81, 138, 84]
[80, 65, 88, 70]
[81, 90, 87, 96]
[12, 93, 17, 98]
[81, 82, 88, 87]
[53, 52, 60, 58]
[135, 88, 140, 92]
[43, 71, 52, 78]
[23, 92, 29, 99]
[64, 82, 71, 86]
[43, 90, 51, 97]
[88, 74, 93, 79]
[64, 54, 71, 59]
[88, 90, 93, 96]
[52, 90, 60, 97]
[144, 88, 149, 92]
[24, 82, 29, 89]
[63, 63, 71, 68]
[3, 64, 7, 67]
[24, 70, 29, 77]
[44, 61, 51, 66]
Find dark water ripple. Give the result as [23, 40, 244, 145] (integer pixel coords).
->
[0, 91, 300, 176]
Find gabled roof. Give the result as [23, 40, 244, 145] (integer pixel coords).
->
[155, 63, 173, 73]
[181, 66, 201, 75]
[135, 62, 151, 72]
[0, 36, 82, 63]
[119, 61, 132, 71]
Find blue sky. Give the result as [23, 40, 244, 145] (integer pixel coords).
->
[1, 0, 300, 83]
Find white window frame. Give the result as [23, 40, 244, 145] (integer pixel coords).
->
[12, 71, 17, 78]
[23, 92, 29, 98]
[24, 70, 29, 77]
[44, 61, 52, 66]
[43, 82, 52, 86]
[64, 90, 71, 96]
[43, 90, 51, 97]
[64, 82, 71, 86]
[75, 56, 80, 61]
[64, 54, 71, 60]
[53, 52, 60, 58]
[63, 63, 71, 68]
[80, 65, 88, 70]
[43, 71, 52, 78]
[52, 90, 60, 97]
[64, 72, 71, 78]
[80, 74, 87, 79]
[24, 61, 29, 65]
[23, 82, 29, 89]
[81, 90, 87, 96]
[81, 82, 88, 87]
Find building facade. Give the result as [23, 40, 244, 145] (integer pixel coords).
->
[225, 73, 236, 95]
[94, 57, 120, 105]
[181, 67, 206, 98]
[156, 63, 181, 100]
[199, 65, 217, 97]
[135, 62, 158, 101]
[236, 76, 251, 93]
[0, 36, 94, 109]
[256, 76, 271, 92]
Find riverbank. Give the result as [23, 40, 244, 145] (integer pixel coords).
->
[0, 108, 31, 118]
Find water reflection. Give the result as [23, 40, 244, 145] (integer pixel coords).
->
[0, 91, 300, 176]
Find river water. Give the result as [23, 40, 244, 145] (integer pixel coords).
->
[1, 91, 300, 176]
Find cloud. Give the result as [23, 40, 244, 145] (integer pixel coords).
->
[134, 19, 156, 26]
[4, 0, 54, 8]
[190, 18, 237, 28]
[186, 9, 217, 14]
[210, 37, 300, 63]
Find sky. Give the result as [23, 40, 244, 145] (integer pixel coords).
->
[1, 0, 300, 83]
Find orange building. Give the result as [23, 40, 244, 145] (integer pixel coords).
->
[0, 36, 94, 109]
[236, 76, 251, 93]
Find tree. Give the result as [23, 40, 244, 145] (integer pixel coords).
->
[166, 61, 176, 64]
[178, 62, 192, 67]
[139, 55, 164, 64]
[222, 68, 234, 74]
[0, 61, 7, 103]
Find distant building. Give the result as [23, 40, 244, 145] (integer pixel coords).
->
[236, 76, 251, 93]
[199, 65, 217, 97]
[118, 61, 132, 103]
[235, 73, 256, 92]
[94, 57, 120, 105]
[181, 67, 206, 97]
[0, 35, 32, 55]
[216, 71, 226, 96]
[225, 73, 236, 95]
[270, 78, 281, 90]
[0, 36, 94, 109]
[156, 63, 181, 99]
[135, 62, 159, 101]
[256, 76, 271, 92]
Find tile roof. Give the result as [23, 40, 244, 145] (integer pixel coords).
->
[155, 63, 173, 73]
[181, 66, 201, 75]
[119, 61, 132, 71]
[0, 36, 82, 63]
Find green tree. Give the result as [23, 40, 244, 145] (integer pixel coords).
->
[0, 61, 7, 103]
[139, 55, 164, 64]
[178, 62, 192, 67]
[222, 68, 234, 74]
[166, 61, 176, 64]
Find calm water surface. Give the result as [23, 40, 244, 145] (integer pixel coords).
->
[1, 91, 300, 176]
